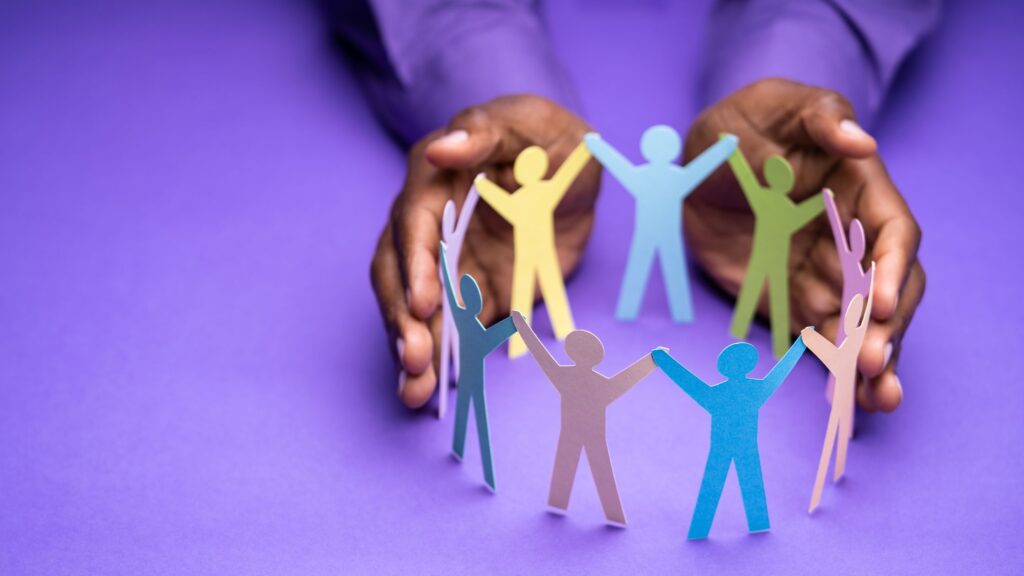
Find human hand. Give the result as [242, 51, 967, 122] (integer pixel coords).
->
[684, 79, 925, 413]
[371, 95, 601, 408]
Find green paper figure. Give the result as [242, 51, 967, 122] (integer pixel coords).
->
[440, 241, 518, 491]
[726, 139, 824, 357]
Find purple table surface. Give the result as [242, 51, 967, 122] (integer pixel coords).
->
[2, 1, 1022, 574]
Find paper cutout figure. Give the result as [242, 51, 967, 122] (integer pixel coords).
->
[474, 142, 592, 358]
[725, 140, 824, 357]
[512, 311, 659, 526]
[437, 181, 481, 419]
[801, 264, 875, 513]
[653, 339, 807, 539]
[823, 188, 871, 438]
[584, 129, 738, 322]
[441, 241, 517, 491]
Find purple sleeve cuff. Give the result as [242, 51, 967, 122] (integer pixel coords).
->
[700, 0, 940, 127]
[337, 0, 577, 146]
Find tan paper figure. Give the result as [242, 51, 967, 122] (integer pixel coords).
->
[801, 264, 875, 513]
[476, 142, 592, 358]
[511, 310, 658, 526]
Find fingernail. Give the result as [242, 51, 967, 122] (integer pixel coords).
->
[882, 342, 893, 369]
[396, 337, 405, 365]
[436, 130, 468, 144]
[839, 119, 869, 139]
[398, 371, 407, 395]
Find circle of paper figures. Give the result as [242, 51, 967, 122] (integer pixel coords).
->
[429, 126, 877, 539]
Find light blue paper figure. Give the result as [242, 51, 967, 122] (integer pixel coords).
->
[584, 129, 738, 322]
[440, 241, 517, 491]
[653, 338, 807, 539]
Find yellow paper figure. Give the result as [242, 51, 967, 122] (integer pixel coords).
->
[475, 143, 592, 358]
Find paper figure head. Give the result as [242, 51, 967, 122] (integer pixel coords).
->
[442, 199, 457, 237]
[565, 329, 605, 369]
[844, 293, 867, 335]
[764, 155, 794, 194]
[640, 125, 681, 163]
[717, 342, 759, 377]
[849, 218, 866, 260]
[514, 146, 550, 185]
[460, 274, 483, 315]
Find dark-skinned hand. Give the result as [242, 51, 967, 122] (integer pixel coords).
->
[684, 78, 925, 413]
[370, 95, 601, 408]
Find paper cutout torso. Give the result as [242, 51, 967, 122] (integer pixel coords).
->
[823, 188, 871, 437]
[513, 311, 657, 525]
[438, 182, 480, 419]
[654, 339, 807, 539]
[441, 242, 517, 490]
[585, 129, 737, 322]
[475, 142, 592, 358]
[802, 265, 874, 513]
[725, 141, 824, 357]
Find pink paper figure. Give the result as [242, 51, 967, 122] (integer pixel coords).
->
[511, 311, 659, 527]
[437, 181, 480, 419]
[823, 189, 871, 438]
[801, 264, 874, 513]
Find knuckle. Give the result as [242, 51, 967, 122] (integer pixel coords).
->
[450, 105, 490, 132]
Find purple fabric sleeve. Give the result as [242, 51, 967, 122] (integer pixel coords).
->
[326, 0, 578, 146]
[700, 0, 941, 126]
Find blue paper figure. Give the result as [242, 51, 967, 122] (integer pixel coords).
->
[584, 129, 738, 322]
[440, 241, 517, 491]
[653, 338, 807, 539]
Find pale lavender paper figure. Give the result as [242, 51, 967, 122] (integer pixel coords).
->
[512, 311, 658, 526]
[823, 188, 870, 438]
[438, 180, 480, 419]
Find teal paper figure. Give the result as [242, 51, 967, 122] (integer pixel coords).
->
[584, 129, 737, 322]
[440, 241, 518, 491]
[653, 339, 807, 539]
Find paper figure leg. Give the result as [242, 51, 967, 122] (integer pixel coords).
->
[835, 414, 853, 481]
[658, 235, 694, 323]
[536, 251, 575, 340]
[585, 441, 626, 525]
[473, 390, 496, 490]
[507, 253, 536, 358]
[734, 448, 770, 532]
[825, 377, 855, 441]
[729, 257, 767, 341]
[451, 389, 471, 460]
[548, 435, 583, 511]
[438, 312, 452, 419]
[451, 328, 460, 385]
[688, 449, 732, 540]
[809, 410, 840, 513]
[615, 235, 656, 321]
[767, 264, 791, 358]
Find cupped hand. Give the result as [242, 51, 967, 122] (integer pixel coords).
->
[370, 95, 601, 408]
[684, 79, 925, 413]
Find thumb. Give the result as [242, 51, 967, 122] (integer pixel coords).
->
[798, 93, 877, 159]
[425, 107, 503, 169]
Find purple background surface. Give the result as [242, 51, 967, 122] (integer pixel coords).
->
[2, 1, 1023, 574]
